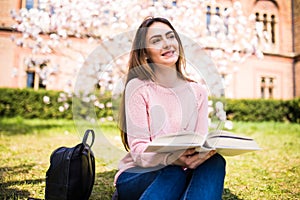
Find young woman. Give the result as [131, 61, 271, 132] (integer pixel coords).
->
[114, 17, 226, 200]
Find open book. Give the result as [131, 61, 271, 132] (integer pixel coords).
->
[144, 130, 261, 156]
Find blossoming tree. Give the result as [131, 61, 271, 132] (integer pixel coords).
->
[10, 0, 267, 128]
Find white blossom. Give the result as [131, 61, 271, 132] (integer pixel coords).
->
[43, 96, 50, 104]
[106, 102, 113, 108]
[58, 106, 64, 112]
[9, 0, 268, 124]
[224, 120, 233, 130]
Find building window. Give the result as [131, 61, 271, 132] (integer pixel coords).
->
[254, 0, 279, 48]
[26, 0, 34, 10]
[268, 77, 274, 98]
[260, 87, 265, 98]
[268, 87, 273, 98]
[25, 58, 49, 90]
[27, 72, 35, 88]
[270, 15, 276, 43]
[216, 7, 220, 16]
[206, 5, 227, 35]
[224, 8, 229, 34]
[172, 0, 177, 6]
[206, 6, 211, 29]
[263, 14, 268, 31]
[260, 77, 265, 98]
[255, 12, 276, 44]
[260, 76, 275, 99]
[26, 71, 46, 90]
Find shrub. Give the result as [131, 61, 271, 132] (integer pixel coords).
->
[0, 88, 299, 123]
[0, 88, 70, 119]
[225, 98, 300, 123]
[0, 88, 113, 120]
[285, 98, 300, 123]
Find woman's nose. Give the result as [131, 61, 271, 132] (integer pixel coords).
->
[162, 38, 171, 49]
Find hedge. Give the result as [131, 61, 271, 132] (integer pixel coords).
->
[225, 98, 300, 123]
[0, 88, 113, 120]
[0, 88, 299, 123]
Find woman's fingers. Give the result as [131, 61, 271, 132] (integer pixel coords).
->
[182, 148, 196, 156]
[185, 150, 217, 169]
[171, 149, 217, 168]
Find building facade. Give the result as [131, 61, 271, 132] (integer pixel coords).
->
[0, 0, 299, 99]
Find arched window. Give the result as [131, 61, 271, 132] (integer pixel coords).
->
[205, 4, 229, 35]
[253, 0, 279, 51]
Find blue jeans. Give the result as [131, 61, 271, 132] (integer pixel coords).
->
[116, 154, 226, 200]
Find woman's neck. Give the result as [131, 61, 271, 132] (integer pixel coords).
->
[154, 65, 184, 88]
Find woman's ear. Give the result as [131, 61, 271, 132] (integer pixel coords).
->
[144, 52, 149, 60]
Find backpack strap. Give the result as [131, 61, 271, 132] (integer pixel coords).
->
[83, 148, 95, 200]
[82, 129, 95, 148]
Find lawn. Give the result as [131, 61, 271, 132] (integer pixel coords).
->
[0, 117, 299, 200]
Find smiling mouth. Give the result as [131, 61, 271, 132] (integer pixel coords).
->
[161, 50, 175, 57]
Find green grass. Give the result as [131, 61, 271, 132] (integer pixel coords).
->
[0, 118, 299, 200]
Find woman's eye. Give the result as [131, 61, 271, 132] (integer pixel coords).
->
[168, 34, 175, 39]
[151, 38, 161, 44]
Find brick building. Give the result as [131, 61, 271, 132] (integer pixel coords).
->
[0, 0, 299, 99]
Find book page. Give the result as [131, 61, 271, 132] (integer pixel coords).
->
[206, 130, 261, 156]
[144, 130, 261, 156]
[144, 132, 206, 153]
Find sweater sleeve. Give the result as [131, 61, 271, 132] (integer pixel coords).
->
[125, 79, 171, 167]
[193, 83, 209, 138]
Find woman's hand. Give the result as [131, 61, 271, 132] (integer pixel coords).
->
[171, 149, 217, 169]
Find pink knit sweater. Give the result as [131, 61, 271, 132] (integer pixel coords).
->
[114, 78, 208, 184]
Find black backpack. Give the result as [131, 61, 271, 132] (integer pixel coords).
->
[45, 129, 95, 200]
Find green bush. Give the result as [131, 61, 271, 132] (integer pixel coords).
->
[285, 98, 300, 123]
[225, 98, 300, 123]
[0, 88, 66, 119]
[0, 88, 113, 120]
[0, 88, 299, 122]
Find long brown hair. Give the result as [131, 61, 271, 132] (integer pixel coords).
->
[119, 17, 188, 151]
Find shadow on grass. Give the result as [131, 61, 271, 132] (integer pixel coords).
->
[0, 164, 44, 200]
[0, 164, 241, 200]
[90, 170, 117, 200]
[0, 179, 44, 200]
[0, 166, 117, 200]
[223, 188, 243, 200]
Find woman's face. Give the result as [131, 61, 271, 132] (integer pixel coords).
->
[145, 22, 179, 68]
